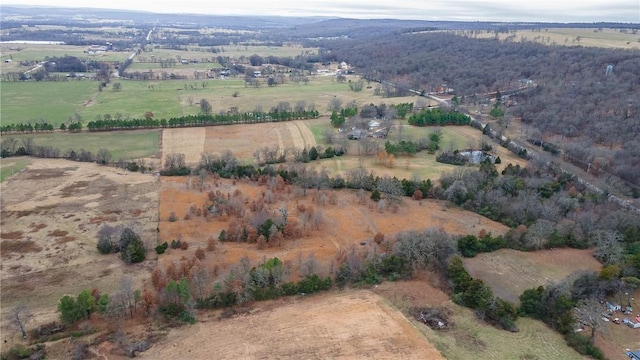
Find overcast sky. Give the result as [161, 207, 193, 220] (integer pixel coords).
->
[3, 0, 639, 23]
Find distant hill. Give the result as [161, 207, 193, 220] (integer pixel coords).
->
[2, 5, 636, 33]
[0, 5, 329, 29]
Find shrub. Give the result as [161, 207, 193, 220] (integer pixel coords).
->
[155, 242, 168, 255]
[278, 282, 299, 296]
[180, 241, 189, 250]
[97, 294, 109, 314]
[195, 248, 205, 260]
[119, 229, 145, 264]
[97, 237, 113, 254]
[436, 151, 468, 166]
[1, 344, 44, 360]
[564, 333, 605, 360]
[58, 295, 83, 325]
[196, 287, 237, 309]
[370, 189, 381, 202]
[297, 274, 332, 294]
[168, 212, 178, 222]
[458, 235, 482, 257]
[126, 162, 139, 172]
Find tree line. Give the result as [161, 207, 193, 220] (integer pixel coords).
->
[0, 109, 319, 135]
[408, 108, 471, 126]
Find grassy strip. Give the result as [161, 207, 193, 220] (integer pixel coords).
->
[0, 158, 30, 182]
[1, 130, 159, 160]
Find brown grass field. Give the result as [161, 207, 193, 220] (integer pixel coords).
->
[0, 155, 615, 359]
[0, 110, 621, 359]
[157, 176, 510, 274]
[0, 158, 159, 344]
[161, 120, 317, 164]
[140, 289, 445, 360]
[453, 27, 640, 50]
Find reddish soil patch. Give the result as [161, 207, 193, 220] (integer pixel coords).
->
[464, 248, 602, 303]
[55, 236, 76, 245]
[29, 223, 47, 232]
[47, 229, 69, 237]
[1, 230, 23, 239]
[1, 240, 43, 256]
[89, 215, 118, 224]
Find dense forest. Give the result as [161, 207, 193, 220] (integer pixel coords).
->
[317, 33, 640, 190]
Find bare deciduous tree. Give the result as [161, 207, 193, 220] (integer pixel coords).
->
[574, 298, 603, 345]
[189, 260, 211, 301]
[592, 230, 623, 265]
[6, 304, 32, 339]
[120, 275, 136, 318]
[164, 153, 186, 170]
[328, 97, 342, 112]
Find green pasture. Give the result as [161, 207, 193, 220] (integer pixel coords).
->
[213, 45, 319, 58]
[1, 80, 97, 126]
[143, 44, 318, 59]
[0, 44, 129, 65]
[1, 75, 427, 125]
[0, 158, 30, 182]
[127, 62, 221, 71]
[0, 130, 159, 160]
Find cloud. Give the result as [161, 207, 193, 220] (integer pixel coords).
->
[4, 0, 639, 22]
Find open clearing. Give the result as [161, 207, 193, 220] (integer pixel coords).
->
[0, 158, 159, 343]
[463, 248, 602, 303]
[140, 289, 445, 360]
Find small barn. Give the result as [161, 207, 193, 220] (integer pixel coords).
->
[606, 302, 622, 312]
[347, 129, 364, 140]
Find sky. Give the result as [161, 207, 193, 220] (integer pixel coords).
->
[3, 0, 639, 23]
